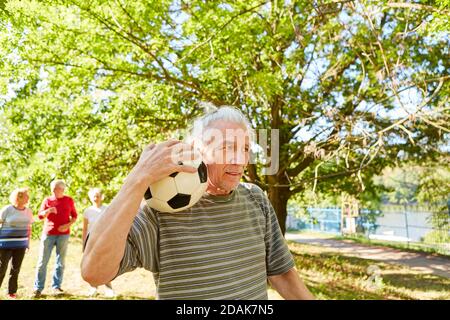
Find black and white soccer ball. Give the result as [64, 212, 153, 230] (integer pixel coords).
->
[144, 159, 208, 213]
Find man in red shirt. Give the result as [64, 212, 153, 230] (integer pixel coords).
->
[33, 179, 77, 298]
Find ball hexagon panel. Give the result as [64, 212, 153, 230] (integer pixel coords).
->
[150, 177, 178, 201]
[174, 172, 201, 195]
[148, 197, 176, 213]
[188, 183, 207, 206]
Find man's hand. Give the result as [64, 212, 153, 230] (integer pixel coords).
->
[81, 139, 199, 287]
[40, 207, 57, 219]
[58, 217, 76, 233]
[131, 140, 198, 186]
[45, 207, 57, 218]
[57, 224, 70, 232]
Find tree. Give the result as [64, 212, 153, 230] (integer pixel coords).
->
[1, 0, 449, 234]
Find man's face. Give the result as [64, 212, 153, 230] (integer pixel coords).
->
[91, 193, 102, 206]
[201, 121, 250, 194]
[53, 185, 65, 198]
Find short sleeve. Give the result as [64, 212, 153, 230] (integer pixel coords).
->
[70, 198, 78, 219]
[264, 201, 295, 276]
[246, 183, 295, 276]
[0, 206, 9, 221]
[114, 202, 160, 278]
[83, 208, 91, 222]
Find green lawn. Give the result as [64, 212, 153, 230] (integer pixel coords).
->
[0, 238, 156, 300]
[1, 238, 448, 300]
[286, 241, 450, 300]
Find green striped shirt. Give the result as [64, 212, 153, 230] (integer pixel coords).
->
[116, 182, 294, 300]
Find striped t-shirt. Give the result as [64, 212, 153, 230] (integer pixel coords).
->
[116, 182, 295, 300]
[0, 205, 34, 249]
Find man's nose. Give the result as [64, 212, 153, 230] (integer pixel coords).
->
[229, 150, 247, 165]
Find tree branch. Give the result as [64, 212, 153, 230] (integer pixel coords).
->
[178, 1, 270, 63]
[386, 2, 449, 14]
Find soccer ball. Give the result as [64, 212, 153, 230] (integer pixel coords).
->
[144, 159, 208, 213]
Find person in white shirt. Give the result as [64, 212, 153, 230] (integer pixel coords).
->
[82, 188, 115, 298]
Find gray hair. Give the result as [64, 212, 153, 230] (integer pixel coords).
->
[88, 188, 103, 201]
[50, 179, 66, 191]
[189, 103, 254, 144]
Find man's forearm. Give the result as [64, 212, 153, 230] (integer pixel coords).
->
[81, 170, 148, 286]
[81, 140, 196, 286]
[268, 268, 315, 300]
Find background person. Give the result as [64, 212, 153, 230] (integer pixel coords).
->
[33, 179, 77, 298]
[82, 188, 115, 298]
[0, 187, 34, 299]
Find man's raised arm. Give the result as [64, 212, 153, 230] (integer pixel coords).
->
[81, 140, 197, 286]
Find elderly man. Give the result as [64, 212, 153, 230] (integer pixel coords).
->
[33, 179, 77, 298]
[82, 106, 314, 300]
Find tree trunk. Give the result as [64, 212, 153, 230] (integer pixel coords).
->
[267, 175, 291, 235]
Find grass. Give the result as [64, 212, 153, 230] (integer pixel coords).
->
[0, 238, 156, 300]
[1, 238, 449, 300]
[284, 241, 450, 300]
[286, 229, 337, 239]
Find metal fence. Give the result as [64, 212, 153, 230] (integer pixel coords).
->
[286, 204, 450, 254]
[286, 207, 342, 234]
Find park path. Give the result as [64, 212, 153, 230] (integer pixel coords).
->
[286, 233, 450, 279]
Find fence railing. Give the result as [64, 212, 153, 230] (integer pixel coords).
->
[287, 204, 450, 254]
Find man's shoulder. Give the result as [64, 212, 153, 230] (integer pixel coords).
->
[238, 183, 271, 217]
[83, 206, 94, 215]
[238, 182, 270, 207]
[138, 200, 159, 222]
[238, 182, 265, 197]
